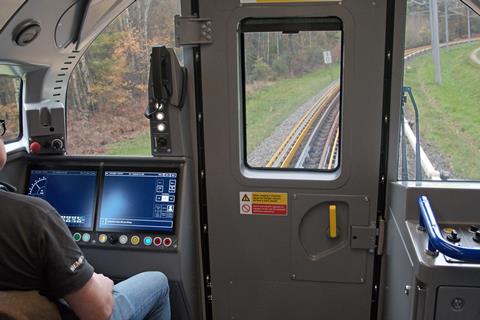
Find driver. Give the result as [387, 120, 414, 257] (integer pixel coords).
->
[0, 126, 171, 320]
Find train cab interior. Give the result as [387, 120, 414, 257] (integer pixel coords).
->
[0, 0, 480, 319]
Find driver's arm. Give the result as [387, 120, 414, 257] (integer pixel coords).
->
[64, 272, 114, 320]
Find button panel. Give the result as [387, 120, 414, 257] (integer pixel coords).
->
[440, 224, 480, 263]
[72, 232, 177, 251]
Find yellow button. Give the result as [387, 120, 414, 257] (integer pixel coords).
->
[443, 227, 455, 234]
[131, 235, 140, 245]
[98, 234, 108, 244]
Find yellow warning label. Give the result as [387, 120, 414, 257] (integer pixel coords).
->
[252, 192, 287, 205]
[239, 191, 288, 215]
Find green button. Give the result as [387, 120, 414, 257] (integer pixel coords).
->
[82, 233, 91, 242]
[73, 233, 81, 242]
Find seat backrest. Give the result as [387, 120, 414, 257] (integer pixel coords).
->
[0, 291, 61, 320]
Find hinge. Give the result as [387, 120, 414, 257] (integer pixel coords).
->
[350, 220, 385, 255]
[350, 225, 377, 250]
[174, 15, 213, 47]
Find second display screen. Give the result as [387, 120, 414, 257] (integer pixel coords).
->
[97, 170, 178, 232]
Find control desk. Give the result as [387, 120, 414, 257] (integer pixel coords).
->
[26, 166, 180, 251]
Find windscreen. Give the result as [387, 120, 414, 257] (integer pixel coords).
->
[97, 170, 178, 232]
[27, 169, 98, 230]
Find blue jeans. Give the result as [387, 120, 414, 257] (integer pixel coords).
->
[110, 271, 170, 320]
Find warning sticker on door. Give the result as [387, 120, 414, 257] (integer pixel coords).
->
[239, 192, 288, 216]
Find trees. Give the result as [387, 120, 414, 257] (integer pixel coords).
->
[244, 31, 342, 84]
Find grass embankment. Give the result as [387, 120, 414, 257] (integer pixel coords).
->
[106, 131, 150, 155]
[404, 43, 480, 178]
[246, 64, 340, 154]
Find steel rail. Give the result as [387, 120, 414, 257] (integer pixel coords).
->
[318, 110, 340, 169]
[327, 129, 340, 170]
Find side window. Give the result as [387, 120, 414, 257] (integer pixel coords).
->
[399, 0, 480, 180]
[0, 75, 21, 142]
[67, 0, 181, 155]
[241, 18, 343, 171]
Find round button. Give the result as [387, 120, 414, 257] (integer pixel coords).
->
[73, 233, 81, 242]
[163, 237, 172, 247]
[144, 236, 153, 246]
[82, 233, 91, 242]
[131, 235, 140, 246]
[156, 112, 165, 121]
[153, 237, 162, 246]
[98, 234, 108, 244]
[119, 235, 128, 245]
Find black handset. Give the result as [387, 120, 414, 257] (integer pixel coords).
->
[144, 46, 186, 119]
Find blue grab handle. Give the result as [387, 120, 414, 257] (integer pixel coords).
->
[418, 196, 480, 261]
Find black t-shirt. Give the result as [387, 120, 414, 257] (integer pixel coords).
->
[0, 190, 94, 298]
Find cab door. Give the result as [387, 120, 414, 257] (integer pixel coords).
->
[196, 0, 389, 318]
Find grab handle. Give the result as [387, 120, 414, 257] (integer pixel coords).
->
[418, 196, 480, 261]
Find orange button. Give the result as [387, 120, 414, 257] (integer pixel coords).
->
[130, 235, 140, 245]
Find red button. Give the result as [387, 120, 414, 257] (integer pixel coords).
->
[30, 142, 41, 154]
[163, 237, 172, 247]
[153, 237, 162, 246]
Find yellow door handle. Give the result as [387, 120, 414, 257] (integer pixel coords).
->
[329, 204, 337, 239]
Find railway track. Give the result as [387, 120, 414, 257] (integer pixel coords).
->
[265, 38, 480, 170]
[265, 82, 340, 169]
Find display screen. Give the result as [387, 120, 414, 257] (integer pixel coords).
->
[97, 170, 178, 232]
[27, 169, 98, 230]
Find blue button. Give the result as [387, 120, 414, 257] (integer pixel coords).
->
[144, 236, 153, 246]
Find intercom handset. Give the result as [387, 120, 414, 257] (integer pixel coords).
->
[144, 46, 186, 119]
[144, 46, 187, 156]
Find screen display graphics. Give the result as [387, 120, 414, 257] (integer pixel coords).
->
[27, 170, 97, 230]
[97, 170, 178, 232]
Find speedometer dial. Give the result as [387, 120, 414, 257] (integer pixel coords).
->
[28, 176, 47, 198]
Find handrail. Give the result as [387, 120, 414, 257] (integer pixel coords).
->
[418, 196, 480, 261]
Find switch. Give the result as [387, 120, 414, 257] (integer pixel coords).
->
[469, 225, 480, 233]
[473, 231, 480, 243]
[51, 138, 63, 150]
[446, 229, 460, 243]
